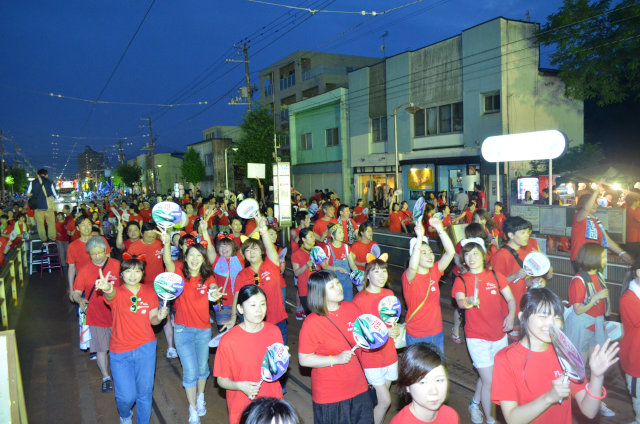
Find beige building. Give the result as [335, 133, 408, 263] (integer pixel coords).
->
[189, 126, 242, 196]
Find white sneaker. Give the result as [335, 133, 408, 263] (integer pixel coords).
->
[119, 412, 133, 424]
[188, 405, 201, 424]
[468, 399, 483, 424]
[600, 402, 615, 417]
[196, 393, 206, 417]
[166, 347, 178, 359]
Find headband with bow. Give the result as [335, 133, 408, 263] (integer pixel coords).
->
[240, 232, 261, 243]
[122, 253, 146, 262]
[366, 252, 389, 263]
[217, 233, 235, 240]
[179, 230, 198, 238]
[186, 239, 209, 248]
[460, 237, 486, 252]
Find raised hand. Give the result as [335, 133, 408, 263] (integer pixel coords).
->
[589, 339, 619, 378]
[429, 216, 444, 232]
[94, 269, 112, 292]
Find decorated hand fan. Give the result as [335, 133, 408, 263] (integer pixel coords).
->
[308, 203, 319, 218]
[260, 343, 290, 382]
[153, 272, 185, 307]
[152, 202, 184, 230]
[378, 296, 402, 325]
[208, 330, 228, 348]
[174, 211, 188, 229]
[362, 207, 369, 215]
[370, 243, 381, 258]
[433, 212, 444, 220]
[310, 246, 327, 265]
[278, 247, 288, 263]
[352, 314, 389, 350]
[549, 324, 586, 382]
[237, 198, 260, 220]
[350, 270, 365, 286]
[605, 321, 623, 341]
[523, 251, 551, 277]
[413, 197, 426, 221]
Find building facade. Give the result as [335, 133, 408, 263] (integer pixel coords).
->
[189, 125, 242, 196]
[77, 146, 105, 180]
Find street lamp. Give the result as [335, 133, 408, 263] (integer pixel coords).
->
[224, 146, 239, 191]
[156, 164, 162, 195]
[393, 102, 419, 200]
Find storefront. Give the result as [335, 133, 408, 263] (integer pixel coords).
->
[353, 166, 396, 208]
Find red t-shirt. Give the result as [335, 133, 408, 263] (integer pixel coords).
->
[138, 208, 152, 223]
[452, 270, 509, 341]
[477, 191, 487, 209]
[66, 237, 112, 272]
[290, 228, 301, 252]
[352, 288, 398, 368]
[235, 259, 287, 324]
[245, 219, 257, 237]
[0, 237, 8, 267]
[390, 404, 459, 424]
[626, 205, 640, 243]
[353, 206, 368, 224]
[212, 254, 244, 306]
[324, 243, 348, 265]
[350, 240, 379, 271]
[313, 218, 338, 239]
[298, 301, 369, 404]
[185, 215, 199, 234]
[56, 221, 69, 242]
[73, 259, 121, 327]
[492, 342, 586, 424]
[490, 240, 539, 314]
[217, 210, 230, 226]
[620, 289, 640, 377]
[106, 284, 159, 353]
[291, 248, 319, 297]
[570, 214, 604, 261]
[213, 323, 284, 424]
[126, 239, 164, 285]
[388, 212, 402, 232]
[402, 268, 444, 337]
[568, 273, 606, 318]
[174, 271, 214, 329]
[464, 209, 473, 224]
[128, 215, 143, 226]
[493, 212, 506, 236]
[66, 218, 79, 241]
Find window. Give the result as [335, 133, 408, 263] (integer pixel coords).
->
[204, 153, 213, 167]
[326, 128, 339, 147]
[413, 103, 463, 136]
[483, 92, 500, 113]
[300, 133, 312, 150]
[372, 116, 387, 142]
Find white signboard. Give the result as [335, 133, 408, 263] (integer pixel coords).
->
[247, 163, 266, 179]
[273, 163, 292, 224]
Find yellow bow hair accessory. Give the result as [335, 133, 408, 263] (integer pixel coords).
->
[240, 232, 261, 243]
[366, 252, 388, 263]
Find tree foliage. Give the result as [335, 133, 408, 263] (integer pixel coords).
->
[181, 147, 205, 185]
[233, 104, 280, 187]
[537, 0, 640, 105]
[9, 167, 28, 193]
[528, 143, 604, 175]
[114, 163, 142, 188]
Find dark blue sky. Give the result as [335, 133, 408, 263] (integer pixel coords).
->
[1, 0, 563, 178]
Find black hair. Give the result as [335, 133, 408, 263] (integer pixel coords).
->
[294, 211, 308, 226]
[519, 288, 564, 341]
[298, 227, 313, 243]
[502, 216, 532, 239]
[396, 342, 446, 402]
[141, 222, 157, 233]
[184, 244, 213, 282]
[240, 397, 300, 424]
[237, 284, 266, 309]
[358, 221, 373, 238]
[121, 258, 146, 277]
[75, 214, 92, 227]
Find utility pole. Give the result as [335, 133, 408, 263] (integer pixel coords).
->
[243, 44, 252, 112]
[118, 140, 125, 164]
[141, 117, 156, 194]
[226, 44, 253, 110]
[0, 131, 4, 202]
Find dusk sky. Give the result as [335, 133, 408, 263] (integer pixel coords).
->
[1, 0, 565, 179]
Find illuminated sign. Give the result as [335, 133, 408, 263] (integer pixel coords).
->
[481, 130, 566, 162]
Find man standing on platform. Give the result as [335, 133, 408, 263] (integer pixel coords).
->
[26, 168, 57, 242]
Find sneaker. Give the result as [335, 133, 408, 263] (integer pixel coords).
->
[166, 347, 178, 359]
[468, 399, 483, 424]
[196, 393, 206, 417]
[101, 377, 113, 393]
[295, 310, 306, 320]
[89, 352, 97, 360]
[119, 415, 132, 424]
[600, 402, 615, 417]
[188, 405, 200, 424]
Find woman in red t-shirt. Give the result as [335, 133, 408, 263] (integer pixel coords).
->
[214, 285, 284, 424]
[353, 256, 400, 424]
[298, 270, 374, 423]
[116, 221, 141, 251]
[452, 239, 516, 424]
[492, 288, 619, 424]
[291, 228, 327, 316]
[620, 262, 640, 424]
[324, 224, 358, 301]
[564, 243, 610, 364]
[399, 201, 413, 233]
[388, 202, 403, 232]
[96, 258, 168, 424]
[392, 343, 459, 423]
[353, 198, 369, 225]
[349, 222, 380, 271]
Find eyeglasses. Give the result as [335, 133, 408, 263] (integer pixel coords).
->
[130, 296, 138, 313]
[253, 273, 261, 286]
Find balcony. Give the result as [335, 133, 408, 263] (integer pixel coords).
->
[264, 85, 273, 97]
[302, 65, 354, 81]
[280, 74, 296, 90]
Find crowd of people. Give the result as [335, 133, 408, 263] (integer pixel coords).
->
[8, 173, 640, 424]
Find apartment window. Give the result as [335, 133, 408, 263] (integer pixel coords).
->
[483, 92, 500, 113]
[414, 109, 426, 137]
[427, 107, 438, 135]
[452, 102, 463, 131]
[326, 128, 339, 147]
[439, 105, 452, 134]
[300, 133, 312, 150]
[372, 116, 387, 142]
[413, 103, 463, 136]
[204, 153, 213, 167]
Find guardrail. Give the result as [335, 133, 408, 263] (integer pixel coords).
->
[0, 241, 28, 330]
[0, 330, 27, 423]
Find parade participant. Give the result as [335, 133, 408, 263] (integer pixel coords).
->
[55, 212, 69, 266]
[388, 202, 404, 233]
[240, 397, 300, 424]
[116, 221, 142, 251]
[337, 204, 358, 245]
[298, 271, 374, 424]
[564, 243, 610, 364]
[183, 203, 199, 234]
[463, 200, 477, 224]
[353, 256, 400, 424]
[620, 261, 640, 424]
[291, 228, 327, 316]
[571, 189, 632, 271]
[171, 241, 221, 424]
[453, 238, 516, 424]
[403, 217, 455, 353]
[265, 205, 279, 230]
[324, 224, 358, 301]
[474, 184, 487, 209]
[70, 236, 121, 393]
[267, 226, 287, 307]
[399, 201, 413, 233]
[472, 209, 500, 250]
[9, 213, 29, 248]
[216, 200, 232, 234]
[25, 168, 57, 242]
[437, 191, 448, 208]
[492, 202, 506, 238]
[290, 211, 311, 253]
[353, 198, 369, 225]
[312, 202, 338, 245]
[226, 217, 288, 345]
[96, 257, 168, 424]
[127, 205, 143, 226]
[350, 222, 380, 271]
[392, 342, 459, 423]
[230, 218, 244, 250]
[492, 288, 619, 424]
[215, 285, 284, 424]
[161, 231, 197, 275]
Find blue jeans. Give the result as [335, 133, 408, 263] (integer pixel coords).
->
[406, 331, 444, 356]
[275, 319, 288, 346]
[109, 340, 157, 424]
[174, 324, 212, 387]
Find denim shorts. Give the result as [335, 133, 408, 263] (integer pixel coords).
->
[174, 324, 212, 387]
